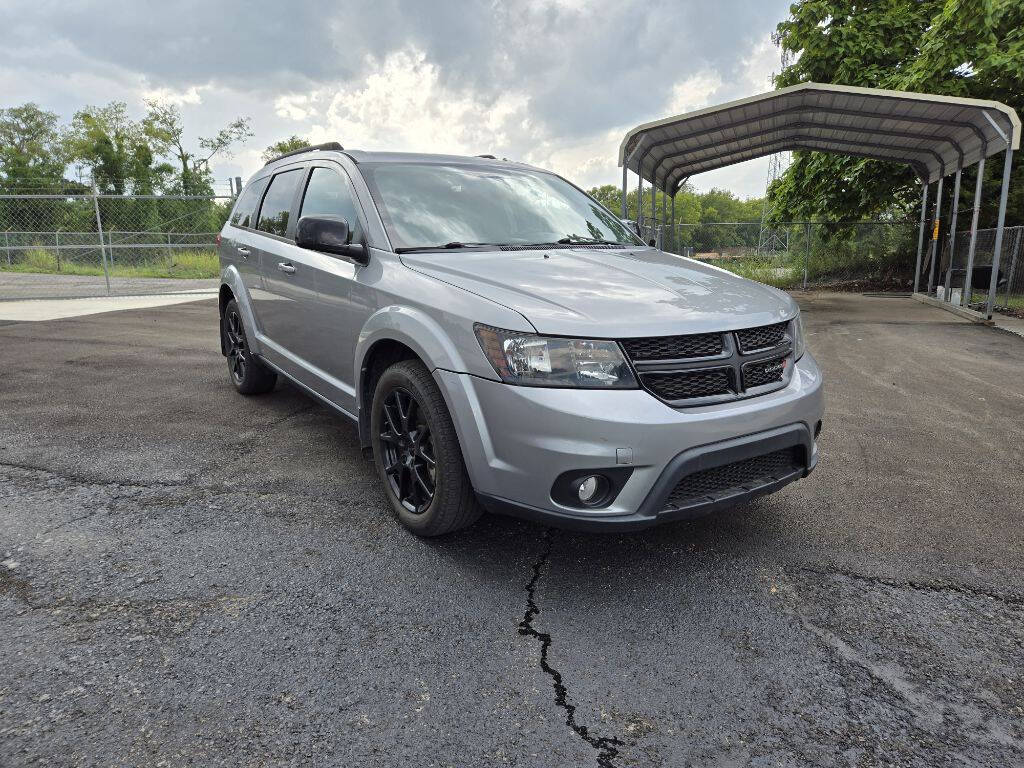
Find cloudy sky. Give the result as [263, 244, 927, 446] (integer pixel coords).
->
[1, 0, 792, 197]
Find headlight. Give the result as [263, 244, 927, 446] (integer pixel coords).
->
[474, 325, 638, 389]
[790, 312, 806, 360]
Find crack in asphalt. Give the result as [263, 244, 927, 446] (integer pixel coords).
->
[799, 565, 1024, 605]
[519, 529, 624, 768]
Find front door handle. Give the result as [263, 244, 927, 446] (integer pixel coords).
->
[236, 246, 250, 257]
[277, 262, 296, 275]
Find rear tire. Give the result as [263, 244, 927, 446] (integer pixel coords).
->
[222, 299, 277, 395]
[371, 359, 482, 536]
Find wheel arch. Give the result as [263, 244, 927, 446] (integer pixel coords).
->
[354, 305, 480, 449]
[219, 264, 263, 356]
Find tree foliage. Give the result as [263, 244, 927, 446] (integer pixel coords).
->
[772, 0, 1024, 227]
[67, 102, 169, 194]
[0, 103, 70, 193]
[144, 101, 252, 194]
[589, 183, 761, 226]
[262, 135, 311, 163]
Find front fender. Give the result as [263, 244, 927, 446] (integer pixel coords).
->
[219, 265, 263, 357]
[354, 304, 502, 448]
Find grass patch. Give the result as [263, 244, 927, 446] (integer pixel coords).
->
[0, 248, 219, 279]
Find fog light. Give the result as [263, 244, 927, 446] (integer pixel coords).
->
[577, 475, 607, 505]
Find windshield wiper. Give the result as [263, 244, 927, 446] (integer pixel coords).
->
[556, 236, 621, 246]
[395, 241, 498, 253]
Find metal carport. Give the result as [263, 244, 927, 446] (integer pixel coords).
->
[618, 82, 1020, 319]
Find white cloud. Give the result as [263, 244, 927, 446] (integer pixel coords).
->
[142, 84, 206, 106]
[274, 93, 318, 121]
[666, 71, 724, 115]
[741, 34, 781, 93]
[306, 49, 538, 156]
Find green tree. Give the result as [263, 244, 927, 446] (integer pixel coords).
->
[67, 102, 165, 194]
[772, 0, 1023, 227]
[262, 135, 311, 163]
[0, 103, 70, 193]
[144, 101, 252, 194]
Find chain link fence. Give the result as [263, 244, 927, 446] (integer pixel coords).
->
[652, 221, 920, 292]
[930, 225, 1024, 317]
[0, 194, 232, 299]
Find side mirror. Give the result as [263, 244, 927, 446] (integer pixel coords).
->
[295, 215, 369, 265]
[620, 218, 639, 235]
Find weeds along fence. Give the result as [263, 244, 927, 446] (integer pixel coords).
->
[0, 193, 233, 299]
[648, 221, 921, 292]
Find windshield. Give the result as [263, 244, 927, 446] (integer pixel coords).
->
[360, 162, 641, 251]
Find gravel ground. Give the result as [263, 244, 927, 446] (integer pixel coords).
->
[1, 293, 1022, 767]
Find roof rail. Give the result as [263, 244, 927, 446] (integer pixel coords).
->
[264, 141, 344, 166]
[476, 154, 497, 159]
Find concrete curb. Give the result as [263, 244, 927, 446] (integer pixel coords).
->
[911, 292, 993, 325]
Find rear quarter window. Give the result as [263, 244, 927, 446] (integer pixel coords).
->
[229, 176, 270, 229]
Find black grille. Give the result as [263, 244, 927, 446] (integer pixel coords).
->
[663, 447, 803, 510]
[736, 322, 787, 353]
[743, 355, 788, 389]
[621, 332, 723, 362]
[640, 368, 732, 400]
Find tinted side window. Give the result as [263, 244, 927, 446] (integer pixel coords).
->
[257, 169, 303, 236]
[299, 167, 364, 243]
[229, 176, 269, 228]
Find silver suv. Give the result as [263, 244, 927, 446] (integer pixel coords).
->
[218, 143, 823, 536]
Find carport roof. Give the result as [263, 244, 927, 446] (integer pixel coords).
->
[619, 82, 1021, 193]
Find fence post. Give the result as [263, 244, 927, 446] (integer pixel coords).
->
[166, 232, 174, 266]
[803, 222, 810, 290]
[92, 189, 111, 295]
[4, 229, 10, 266]
[55, 229, 61, 272]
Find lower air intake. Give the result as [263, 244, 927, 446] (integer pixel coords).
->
[662, 447, 803, 511]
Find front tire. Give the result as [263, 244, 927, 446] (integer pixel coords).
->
[222, 299, 277, 395]
[371, 360, 482, 536]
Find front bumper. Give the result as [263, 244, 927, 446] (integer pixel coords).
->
[435, 351, 824, 531]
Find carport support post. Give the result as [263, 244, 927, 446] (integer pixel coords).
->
[637, 175, 643, 230]
[660, 188, 667, 250]
[651, 184, 657, 242]
[913, 182, 929, 294]
[670, 193, 676, 253]
[803, 222, 810, 290]
[943, 165, 962, 301]
[92, 188, 111, 296]
[621, 165, 628, 218]
[927, 176, 944, 295]
[985, 147, 1014, 319]
[963, 157, 985, 306]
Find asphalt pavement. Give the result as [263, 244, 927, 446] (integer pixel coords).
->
[2, 293, 1022, 767]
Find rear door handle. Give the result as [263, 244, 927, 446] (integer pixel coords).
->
[277, 262, 296, 275]
[236, 247, 250, 257]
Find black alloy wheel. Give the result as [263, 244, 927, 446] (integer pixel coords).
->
[225, 308, 249, 385]
[221, 298, 276, 395]
[378, 387, 437, 514]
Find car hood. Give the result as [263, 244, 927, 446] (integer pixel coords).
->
[400, 246, 797, 337]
